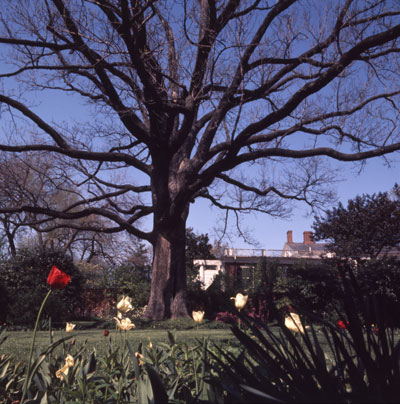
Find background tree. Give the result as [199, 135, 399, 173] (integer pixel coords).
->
[313, 190, 400, 259]
[185, 228, 215, 288]
[0, 1, 400, 319]
[0, 153, 52, 257]
[0, 153, 135, 264]
[99, 241, 152, 308]
[0, 248, 83, 326]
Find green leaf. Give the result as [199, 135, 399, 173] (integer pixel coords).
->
[143, 364, 169, 404]
[137, 376, 149, 404]
[81, 350, 96, 378]
[127, 340, 141, 379]
[0, 359, 11, 378]
[167, 330, 176, 346]
[240, 384, 284, 402]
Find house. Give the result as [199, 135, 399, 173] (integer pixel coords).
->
[194, 230, 329, 289]
[282, 230, 332, 258]
[192, 259, 223, 289]
[195, 229, 400, 289]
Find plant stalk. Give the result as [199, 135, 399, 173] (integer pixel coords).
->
[21, 288, 52, 403]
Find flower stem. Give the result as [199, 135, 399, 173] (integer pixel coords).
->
[21, 288, 52, 403]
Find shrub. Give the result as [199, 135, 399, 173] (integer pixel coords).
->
[0, 248, 83, 326]
[204, 259, 285, 323]
[215, 311, 238, 325]
[74, 288, 116, 320]
[0, 280, 8, 323]
[202, 271, 240, 318]
[186, 286, 209, 314]
[273, 261, 343, 321]
[100, 264, 151, 309]
[354, 257, 400, 327]
[210, 263, 400, 403]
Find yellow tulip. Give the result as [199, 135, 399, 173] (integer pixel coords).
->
[65, 354, 74, 367]
[65, 322, 76, 333]
[56, 354, 74, 381]
[116, 296, 133, 313]
[135, 352, 144, 366]
[56, 365, 69, 381]
[284, 313, 305, 334]
[192, 311, 205, 324]
[114, 317, 135, 331]
[230, 293, 248, 311]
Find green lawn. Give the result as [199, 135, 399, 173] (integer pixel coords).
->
[1, 327, 237, 364]
[2, 319, 358, 366]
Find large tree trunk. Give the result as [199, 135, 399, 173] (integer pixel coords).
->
[144, 215, 190, 320]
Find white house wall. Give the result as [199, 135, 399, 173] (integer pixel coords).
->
[193, 259, 223, 289]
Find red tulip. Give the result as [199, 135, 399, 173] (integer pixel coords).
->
[337, 320, 347, 329]
[104, 329, 110, 337]
[47, 265, 71, 289]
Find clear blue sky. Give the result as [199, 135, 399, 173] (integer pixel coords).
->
[187, 156, 400, 250]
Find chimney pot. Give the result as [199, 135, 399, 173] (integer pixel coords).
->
[303, 231, 314, 245]
[287, 230, 293, 244]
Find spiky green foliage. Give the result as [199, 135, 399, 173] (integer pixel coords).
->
[0, 325, 225, 403]
[209, 263, 400, 403]
[0, 327, 24, 403]
[132, 330, 224, 403]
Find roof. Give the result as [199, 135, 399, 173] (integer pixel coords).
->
[283, 242, 328, 252]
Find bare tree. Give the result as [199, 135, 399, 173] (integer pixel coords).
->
[0, 153, 126, 263]
[0, 0, 399, 319]
[0, 153, 58, 256]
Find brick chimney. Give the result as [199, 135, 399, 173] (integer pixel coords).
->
[303, 231, 314, 244]
[287, 230, 293, 243]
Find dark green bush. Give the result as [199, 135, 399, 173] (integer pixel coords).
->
[190, 262, 278, 322]
[99, 263, 151, 308]
[0, 280, 8, 323]
[273, 261, 343, 320]
[186, 286, 209, 314]
[344, 258, 400, 327]
[0, 248, 83, 327]
[199, 275, 234, 319]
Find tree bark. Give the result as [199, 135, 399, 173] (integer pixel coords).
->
[3, 219, 16, 257]
[144, 214, 190, 320]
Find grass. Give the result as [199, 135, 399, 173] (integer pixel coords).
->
[1, 324, 236, 364]
[1, 317, 348, 366]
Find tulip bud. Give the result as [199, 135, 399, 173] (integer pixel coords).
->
[135, 352, 144, 366]
[230, 293, 248, 311]
[66, 322, 76, 333]
[116, 296, 133, 314]
[114, 317, 135, 331]
[192, 311, 205, 324]
[284, 313, 305, 334]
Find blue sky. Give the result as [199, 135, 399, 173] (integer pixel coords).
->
[187, 156, 400, 250]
